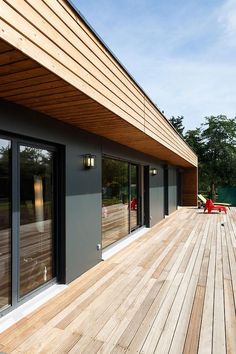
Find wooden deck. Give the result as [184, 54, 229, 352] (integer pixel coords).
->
[0, 207, 235, 354]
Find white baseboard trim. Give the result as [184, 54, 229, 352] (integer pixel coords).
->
[102, 227, 150, 260]
[0, 284, 67, 334]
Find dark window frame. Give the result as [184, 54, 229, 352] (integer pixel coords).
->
[0, 130, 65, 317]
[101, 155, 146, 249]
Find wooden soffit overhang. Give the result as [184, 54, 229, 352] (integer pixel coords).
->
[0, 0, 197, 168]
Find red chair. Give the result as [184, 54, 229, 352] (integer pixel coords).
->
[204, 199, 227, 214]
[131, 197, 137, 210]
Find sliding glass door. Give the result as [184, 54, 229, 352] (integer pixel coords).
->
[102, 158, 129, 248]
[130, 164, 140, 231]
[19, 145, 55, 297]
[0, 135, 58, 315]
[102, 157, 143, 248]
[0, 139, 11, 311]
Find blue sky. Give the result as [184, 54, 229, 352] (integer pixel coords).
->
[72, 0, 236, 130]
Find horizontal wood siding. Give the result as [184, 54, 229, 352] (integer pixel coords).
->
[0, 0, 197, 167]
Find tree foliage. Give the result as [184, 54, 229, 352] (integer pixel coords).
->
[185, 128, 204, 157]
[169, 116, 185, 137]
[183, 115, 236, 198]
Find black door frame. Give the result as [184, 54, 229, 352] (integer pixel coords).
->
[130, 163, 142, 232]
[144, 166, 150, 227]
[164, 165, 169, 216]
[0, 131, 65, 318]
[177, 169, 183, 206]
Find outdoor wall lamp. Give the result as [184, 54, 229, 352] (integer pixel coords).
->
[83, 154, 96, 169]
[150, 167, 157, 176]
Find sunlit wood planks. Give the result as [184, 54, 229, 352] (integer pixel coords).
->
[0, 207, 235, 353]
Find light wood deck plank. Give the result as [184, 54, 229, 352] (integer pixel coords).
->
[198, 214, 217, 354]
[212, 222, 226, 354]
[168, 219, 212, 354]
[0, 207, 235, 354]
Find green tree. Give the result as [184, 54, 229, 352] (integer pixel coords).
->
[185, 115, 236, 199]
[201, 115, 236, 198]
[185, 128, 203, 156]
[169, 116, 185, 137]
[185, 127, 209, 192]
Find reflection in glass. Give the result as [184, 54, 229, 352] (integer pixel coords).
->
[19, 146, 54, 297]
[130, 164, 139, 230]
[0, 139, 11, 310]
[102, 158, 129, 248]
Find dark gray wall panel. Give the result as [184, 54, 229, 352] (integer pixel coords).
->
[0, 99, 177, 284]
[168, 167, 177, 214]
[64, 141, 102, 283]
[102, 138, 159, 166]
[0, 99, 102, 284]
[150, 166, 164, 226]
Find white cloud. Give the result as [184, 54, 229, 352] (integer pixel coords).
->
[218, 0, 236, 46]
[75, 0, 236, 130]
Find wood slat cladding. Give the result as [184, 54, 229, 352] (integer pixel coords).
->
[0, 0, 197, 168]
[182, 168, 198, 206]
[0, 40, 195, 168]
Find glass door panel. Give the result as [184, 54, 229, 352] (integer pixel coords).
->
[102, 158, 129, 248]
[19, 145, 54, 297]
[0, 139, 11, 310]
[130, 164, 139, 230]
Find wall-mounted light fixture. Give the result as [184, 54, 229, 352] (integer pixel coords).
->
[150, 167, 157, 176]
[83, 154, 96, 169]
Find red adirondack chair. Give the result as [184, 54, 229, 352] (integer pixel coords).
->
[204, 199, 227, 214]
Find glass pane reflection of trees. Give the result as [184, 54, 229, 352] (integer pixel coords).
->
[0, 139, 11, 310]
[19, 146, 54, 297]
[130, 164, 138, 230]
[102, 158, 129, 248]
